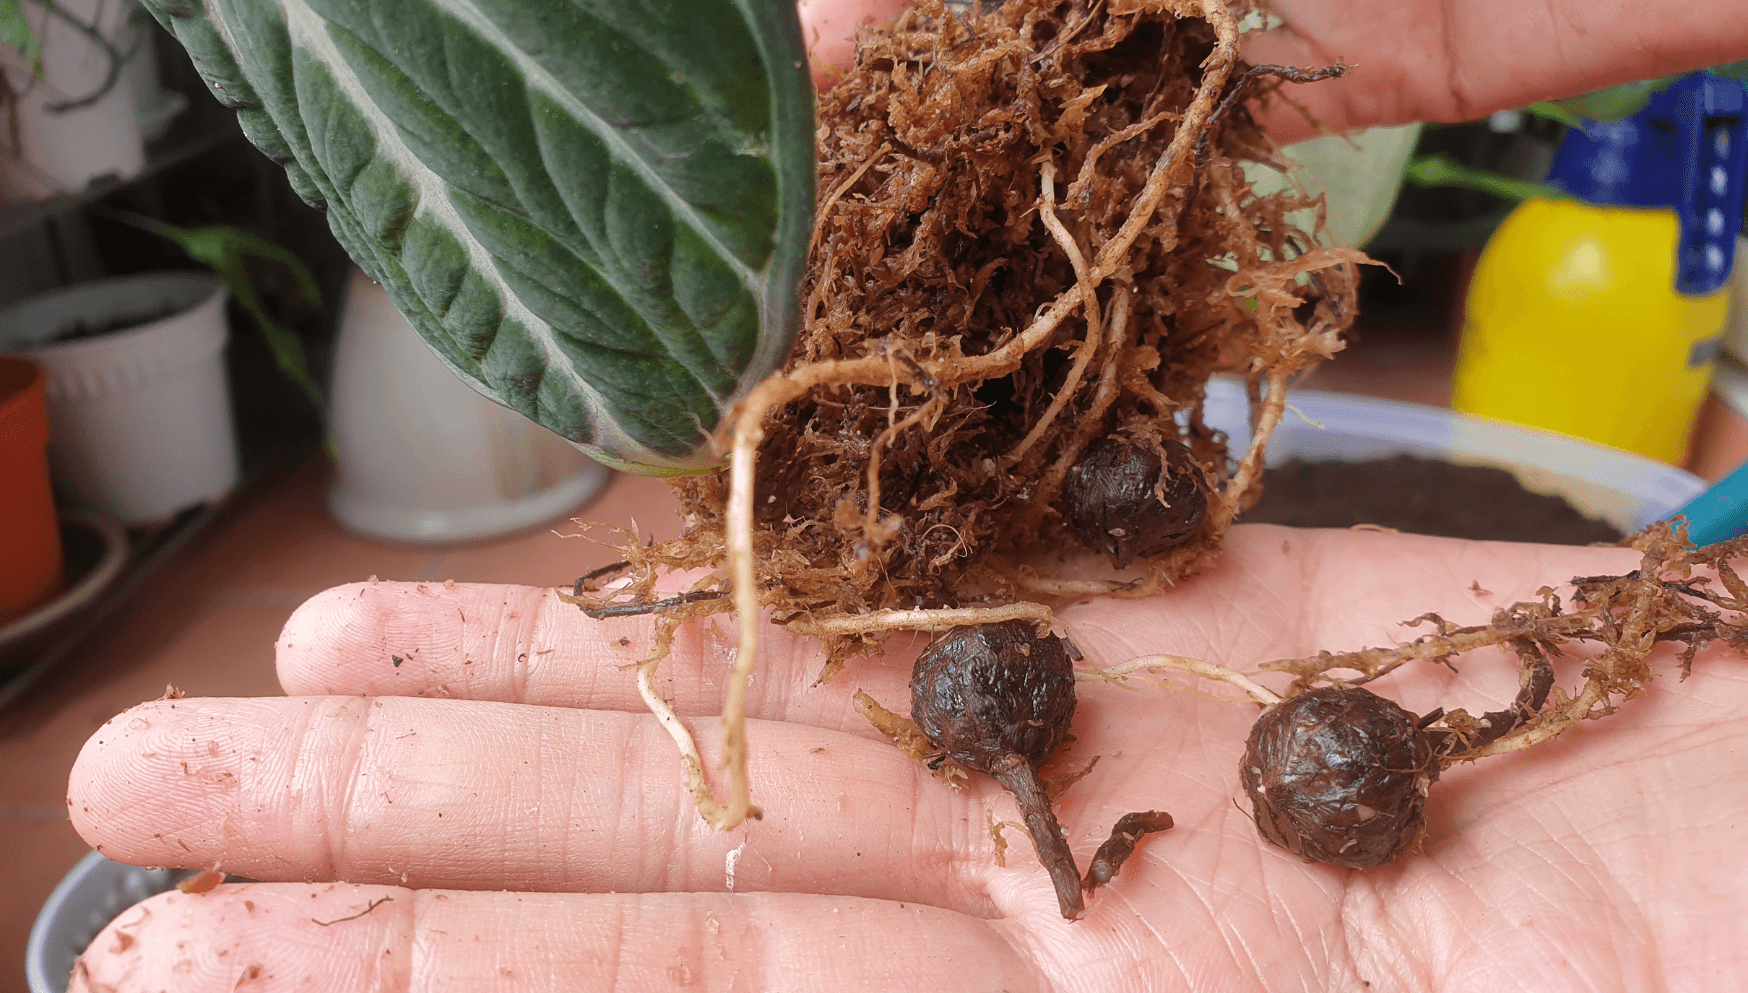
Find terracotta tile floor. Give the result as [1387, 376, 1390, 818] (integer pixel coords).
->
[0, 455, 683, 985]
[2, 317, 1467, 984]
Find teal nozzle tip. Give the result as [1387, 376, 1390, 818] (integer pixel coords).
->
[1674, 460, 1748, 546]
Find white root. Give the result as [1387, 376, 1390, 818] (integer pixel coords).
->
[1084, 654, 1282, 707]
[715, 376, 807, 830]
[1092, 0, 1240, 279]
[634, 625, 734, 825]
[784, 602, 1057, 637]
[1042, 285, 1133, 486]
[1008, 161, 1103, 462]
[1215, 366, 1291, 531]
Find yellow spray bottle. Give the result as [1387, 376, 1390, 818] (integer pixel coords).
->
[1452, 73, 1748, 464]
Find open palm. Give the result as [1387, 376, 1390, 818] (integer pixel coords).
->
[66, 526, 1748, 990]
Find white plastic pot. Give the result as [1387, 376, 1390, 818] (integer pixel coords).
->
[0, 273, 238, 525]
[327, 270, 608, 542]
[1204, 377, 1705, 533]
[0, 0, 146, 204]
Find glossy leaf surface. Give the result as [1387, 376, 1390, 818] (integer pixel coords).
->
[141, 0, 814, 473]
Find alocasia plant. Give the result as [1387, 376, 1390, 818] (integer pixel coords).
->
[139, 0, 815, 474]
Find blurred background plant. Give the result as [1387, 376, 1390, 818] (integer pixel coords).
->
[100, 210, 326, 419]
[0, 0, 44, 76]
[2, 3, 351, 460]
[1, 0, 140, 112]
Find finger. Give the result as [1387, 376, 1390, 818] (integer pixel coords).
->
[275, 581, 922, 735]
[277, 529, 1638, 725]
[68, 695, 1007, 915]
[1239, 21, 1457, 142]
[71, 883, 1048, 993]
[1242, 1, 1748, 143]
[798, 0, 911, 89]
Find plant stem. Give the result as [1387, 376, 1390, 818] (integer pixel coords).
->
[990, 751, 1085, 920]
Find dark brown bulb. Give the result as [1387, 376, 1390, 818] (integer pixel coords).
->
[1061, 438, 1207, 567]
[910, 621, 1084, 918]
[909, 620, 1075, 772]
[1240, 686, 1437, 870]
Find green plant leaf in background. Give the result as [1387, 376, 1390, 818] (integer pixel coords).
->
[1522, 101, 1587, 130]
[1542, 77, 1679, 124]
[110, 210, 328, 419]
[1244, 123, 1424, 249]
[138, 0, 815, 475]
[1404, 153, 1577, 205]
[1525, 64, 1745, 131]
[0, 0, 42, 73]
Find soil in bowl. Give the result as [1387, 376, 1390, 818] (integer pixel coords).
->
[1240, 454, 1624, 544]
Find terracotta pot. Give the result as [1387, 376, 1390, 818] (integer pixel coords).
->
[0, 356, 64, 625]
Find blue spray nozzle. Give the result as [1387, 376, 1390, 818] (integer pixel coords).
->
[1674, 458, 1748, 546]
[1676, 80, 1747, 294]
[1547, 72, 1748, 296]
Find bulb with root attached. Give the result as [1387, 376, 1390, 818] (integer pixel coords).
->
[1238, 648, 1553, 869]
[910, 620, 1087, 917]
[1075, 526, 1748, 873]
[909, 620, 1174, 919]
[1240, 686, 1438, 869]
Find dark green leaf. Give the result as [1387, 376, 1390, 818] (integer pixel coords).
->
[1709, 61, 1748, 84]
[1546, 78, 1677, 124]
[1522, 101, 1586, 130]
[140, 0, 814, 474]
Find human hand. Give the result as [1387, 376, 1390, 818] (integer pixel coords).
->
[66, 526, 1748, 990]
[1241, 0, 1748, 142]
[798, 0, 1748, 143]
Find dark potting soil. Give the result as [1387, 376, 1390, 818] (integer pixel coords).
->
[1242, 454, 1624, 545]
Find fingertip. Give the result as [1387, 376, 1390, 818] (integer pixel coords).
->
[1238, 29, 1381, 143]
[276, 582, 377, 695]
[278, 581, 523, 697]
[66, 711, 116, 849]
[66, 699, 159, 848]
[799, 0, 911, 89]
[71, 883, 410, 993]
[70, 695, 266, 861]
